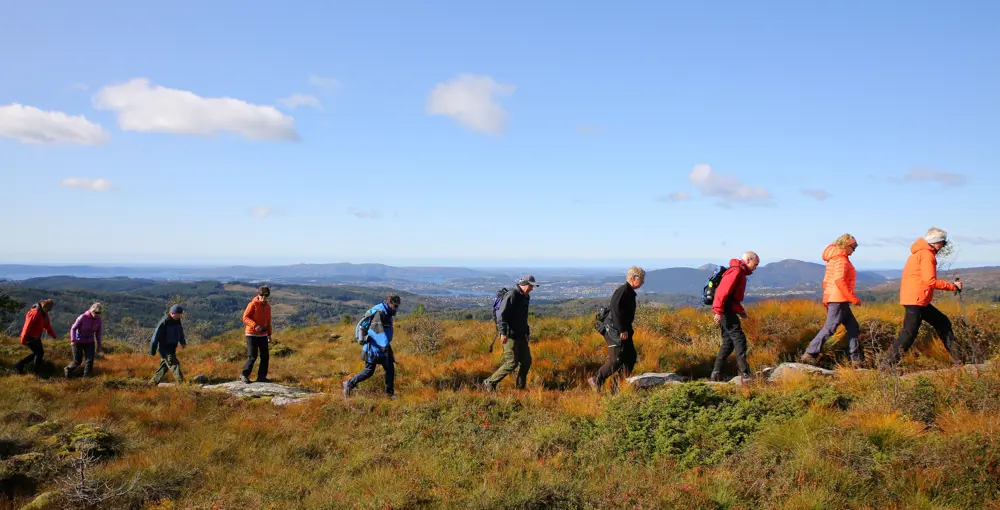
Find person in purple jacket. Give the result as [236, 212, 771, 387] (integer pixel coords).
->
[65, 302, 103, 378]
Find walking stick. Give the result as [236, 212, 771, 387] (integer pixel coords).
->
[955, 277, 968, 323]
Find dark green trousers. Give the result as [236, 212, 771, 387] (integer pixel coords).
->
[486, 335, 531, 389]
[151, 351, 184, 384]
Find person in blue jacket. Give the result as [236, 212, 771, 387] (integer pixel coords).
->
[343, 295, 401, 398]
[150, 304, 187, 384]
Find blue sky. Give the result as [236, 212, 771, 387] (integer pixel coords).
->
[3, 1, 998, 270]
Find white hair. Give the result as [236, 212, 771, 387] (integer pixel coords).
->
[925, 227, 948, 245]
[741, 251, 759, 264]
[626, 266, 646, 282]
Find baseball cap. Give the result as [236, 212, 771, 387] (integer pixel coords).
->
[518, 275, 540, 287]
[169, 304, 185, 315]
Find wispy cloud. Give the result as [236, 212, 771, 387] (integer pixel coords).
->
[94, 78, 299, 141]
[800, 188, 831, 201]
[308, 75, 341, 92]
[349, 208, 381, 219]
[250, 206, 272, 218]
[0, 104, 110, 145]
[60, 177, 115, 192]
[688, 164, 772, 206]
[426, 74, 515, 135]
[278, 93, 322, 110]
[903, 167, 967, 187]
[656, 191, 692, 203]
[951, 235, 1000, 246]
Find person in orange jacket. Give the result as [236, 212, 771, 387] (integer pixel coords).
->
[14, 299, 58, 374]
[801, 234, 863, 366]
[887, 227, 963, 366]
[240, 286, 273, 384]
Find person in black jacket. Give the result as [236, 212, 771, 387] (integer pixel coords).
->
[150, 304, 187, 384]
[588, 267, 644, 392]
[483, 275, 537, 391]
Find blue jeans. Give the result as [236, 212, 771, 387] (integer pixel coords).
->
[348, 347, 395, 395]
[806, 302, 862, 361]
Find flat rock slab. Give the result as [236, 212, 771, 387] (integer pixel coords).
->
[767, 363, 836, 381]
[201, 381, 324, 405]
[626, 373, 688, 388]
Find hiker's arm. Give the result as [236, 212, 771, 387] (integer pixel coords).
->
[242, 301, 259, 330]
[833, 259, 859, 305]
[44, 317, 57, 339]
[609, 286, 625, 332]
[150, 321, 163, 355]
[368, 311, 390, 348]
[70, 315, 83, 341]
[497, 292, 514, 336]
[923, 254, 957, 292]
[179, 325, 187, 347]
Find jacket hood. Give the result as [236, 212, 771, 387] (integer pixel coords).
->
[729, 258, 754, 275]
[911, 238, 934, 254]
[822, 244, 848, 262]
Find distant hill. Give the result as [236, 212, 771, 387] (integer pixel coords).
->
[641, 259, 887, 295]
[640, 267, 716, 294]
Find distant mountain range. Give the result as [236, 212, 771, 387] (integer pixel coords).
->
[640, 259, 889, 295]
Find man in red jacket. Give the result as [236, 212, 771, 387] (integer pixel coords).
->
[710, 252, 759, 382]
[15, 299, 58, 374]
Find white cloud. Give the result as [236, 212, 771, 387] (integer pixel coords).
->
[349, 208, 381, 220]
[426, 74, 515, 135]
[800, 188, 831, 201]
[657, 191, 691, 203]
[0, 104, 110, 145]
[93, 78, 299, 141]
[250, 206, 272, 218]
[308, 75, 341, 92]
[278, 93, 322, 110]
[904, 167, 967, 186]
[688, 164, 772, 205]
[60, 177, 115, 192]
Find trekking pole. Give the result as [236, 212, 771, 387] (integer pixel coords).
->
[955, 277, 968, 323]
[488, 332, 498, 353]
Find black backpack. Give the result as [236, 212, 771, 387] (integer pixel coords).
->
[594, 306, 611, 333]
[702, 265, 727, 306]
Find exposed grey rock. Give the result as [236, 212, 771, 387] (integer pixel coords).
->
[201, 381, 323, 405]
[626, 372, 688, 388]
[157, 383, 177, 388]
[767, 362, 836, 381]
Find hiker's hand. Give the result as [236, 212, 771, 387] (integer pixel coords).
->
[619, 332, 628, 340]
[852, 298, 862, 307]
[739, 311, 748, 319]
[713, 313, 721, 324]
[255, 326, 265, 333]
[500, 335, 508, 344]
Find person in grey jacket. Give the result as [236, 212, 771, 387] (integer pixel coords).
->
[150, 304, 187, 384]
[483, 275, 537, 391]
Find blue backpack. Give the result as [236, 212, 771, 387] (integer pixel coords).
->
[702, 266, 727, 306]
[354, 305, 379, 345]
[491, 288, 509, 325]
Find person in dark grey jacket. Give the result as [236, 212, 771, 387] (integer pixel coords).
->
[483, 275, 537, 391]
[150, 304, 187, 384]
[589, 267, 644, 392]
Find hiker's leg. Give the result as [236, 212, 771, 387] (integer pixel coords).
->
[923, 304, 961, 363]
[889, 306, 923, 364]
[712, 320, 736, 377]
[595, 344, 622, 385]
[347, 361, 377, 389]
[843, 305, 863, 361]
[620, 340, 638, 378]
[728, 316, 751, 377]
[82, 343, 96, 376]
[514, 337, 531, 389]
[66, 343, 83, 376]
[151, 355, 170, 384]
[383, 350, 395, 395]
[167, 353, 184, 382]
[486, 337, 517, 386]
[257, 337, 269, 380]
[805, 304, 843, 355]
[241, 336, 258, 378]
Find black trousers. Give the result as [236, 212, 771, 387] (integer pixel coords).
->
[348, 348, 395, 395]
[66, 343, 96, 376]
[712, 313, 751, 378]
[596, 336, 637, 386]
[241, 336, 270, 380]
[889, 304, 960, 364]
[15, 337, 44, 371]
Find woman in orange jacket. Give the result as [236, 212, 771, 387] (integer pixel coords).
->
[887, 227, 962, 366]
[240, 286, 273, 384]
[801, 234, 863, 366]
[15, 299, 58, 374]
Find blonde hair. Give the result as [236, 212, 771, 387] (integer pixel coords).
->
[89, 302, 103, 314]
[834, 234, 857, 249]
[626, 266, 646, 282]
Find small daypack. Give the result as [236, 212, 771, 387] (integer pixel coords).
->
[702, 265, 727, 306]
[354, 306, 379, 345]
[490, 287, 509, 324]
[594, 306, 611, 333]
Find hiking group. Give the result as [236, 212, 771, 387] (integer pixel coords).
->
[11, 227, 966, 393]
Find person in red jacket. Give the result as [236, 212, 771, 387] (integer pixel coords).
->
[710, 252, 759, 382]
[240, 286, 273, 384]
[15, 299, 58, 374]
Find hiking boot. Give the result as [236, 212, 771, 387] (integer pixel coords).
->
[64, 366, 72, 378]
[482, 381, 496, 392]
[387, 394, 399, 400]
[239, 374, 251, 384]
[256, 377, 271, 383]
[800, 353, 819, 366]
[13, 363, 24, 375]
[587, 376, 600, 392]
[342, 380, 353, 398]
[709, 371, 723, 382]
